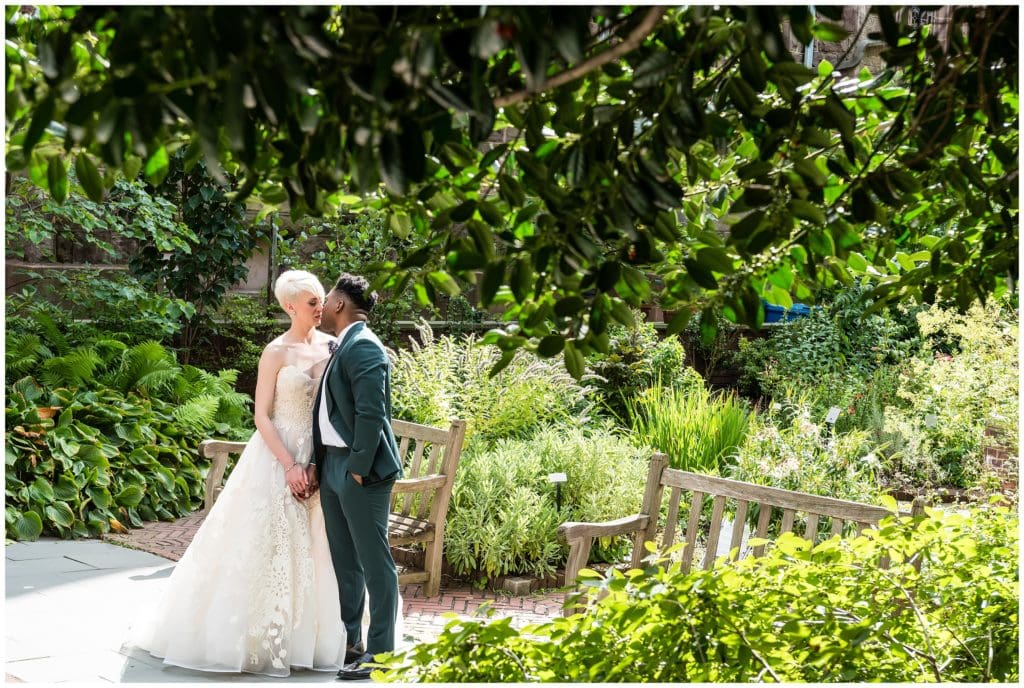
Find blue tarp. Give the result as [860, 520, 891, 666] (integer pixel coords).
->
[763, 299, 811, 323]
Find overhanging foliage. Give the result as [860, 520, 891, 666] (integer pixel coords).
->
[5, 6, 1017, 375]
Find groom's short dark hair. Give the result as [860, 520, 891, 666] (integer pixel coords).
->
[334, 273, 376, 313]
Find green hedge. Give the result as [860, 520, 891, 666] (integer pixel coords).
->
[376, 504, 1018, 682]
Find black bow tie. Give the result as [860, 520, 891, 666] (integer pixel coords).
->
[328, 340, 338, 354]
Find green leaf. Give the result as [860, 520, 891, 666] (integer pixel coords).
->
[480, 143, 508, 170]
[537, 335, 565, 358]
[554, 296, 585, 318]
[380, 132, 407, 196]
[851, 187, 875, 222]
[788, 199, 826, 225]
[123, 155, 143, 181]
[23, 96, 55, 157]
[664, 309, 692, 336]
[510, 257, 534, 302]
[85, 486, 113, 509]
[563, 341, 584, 379]
[426, 271, 461, 297]
[53, 475, 78, 501]
[609, 299, 635, 327]
[115, 485, 145, 508]
[29, 477, 55, 504]
[12, 511, 43, 541]
[684, 258, 718, 289]
[730, 210, 765, 242]
[633, 52, 674, 89]
[47, 155, 68, 203]
[846, 252, 869, 272]
[769, 284, 793, 309]
[144, 146, 170, 186]
[45, 502, 75, 528]
[813, 22, 850, 42]
[481, 260, 505, 307]
[488, 350, 515, 378]
[697, 247, 735, 275]
[74, 152, 105, 202]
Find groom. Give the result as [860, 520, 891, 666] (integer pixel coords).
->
[311, 273, 403, 680]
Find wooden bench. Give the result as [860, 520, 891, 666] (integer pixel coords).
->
[558, 453, 925, 615]
[200, 417, 467, 597]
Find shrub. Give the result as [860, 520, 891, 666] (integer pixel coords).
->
[186, 294, 280, 393]
[879, 301, 1018, 489]
[734, 284, 918, 399]
[4, 337, 252, 541]
[390, 322, 596, 447]
[130, 153, 267, 357]
[729, 399, 881, 504]
[585, 314, 689, 421]
[626, 379, 750, 474]
[443, 427, 649, 582]
[376, 504, 1019, 683]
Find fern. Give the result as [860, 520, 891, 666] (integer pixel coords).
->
[40, 346, 102, 388]
[173, 394, 221, 431]
[170, 365, 252, 432]
[109, 341, 180, 396]
[29, 310, 70, 356]
[92, 339, 128, 367]
[4, 332, 52, 378]
[213, 390, 252, 424]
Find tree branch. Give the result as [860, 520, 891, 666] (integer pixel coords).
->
[494, 6, 667, 108]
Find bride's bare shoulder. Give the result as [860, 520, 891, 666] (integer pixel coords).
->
[259, 336, 290, 363]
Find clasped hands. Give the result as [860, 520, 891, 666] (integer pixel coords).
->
[286, 463, 319, 501]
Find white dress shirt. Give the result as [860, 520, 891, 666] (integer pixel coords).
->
[317, 323, 357, 448]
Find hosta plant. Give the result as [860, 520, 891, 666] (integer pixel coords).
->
[4, 338, 251, 541]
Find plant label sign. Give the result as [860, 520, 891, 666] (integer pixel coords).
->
[824, 406, 842, 425]
[547, 472, 568, 484]
[924, 413, 938, 428]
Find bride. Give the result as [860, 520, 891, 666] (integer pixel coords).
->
[133, 270, 360, 676]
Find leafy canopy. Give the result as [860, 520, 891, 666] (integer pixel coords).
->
[5, 6, 1018, 374]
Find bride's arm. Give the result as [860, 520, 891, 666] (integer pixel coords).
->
[253, 345, 308, 493]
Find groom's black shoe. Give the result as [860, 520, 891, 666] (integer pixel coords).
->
[344, 643, 365, 665]
[337, 652, 375, 681]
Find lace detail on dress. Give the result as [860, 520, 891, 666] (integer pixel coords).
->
[243, 365, 320, 671]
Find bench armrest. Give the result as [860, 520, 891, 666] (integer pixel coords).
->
[199, 439, 248, 457]
[558, 514, 651, 591]
[393, 475, 448, 493]
[557, 514, 649, 543]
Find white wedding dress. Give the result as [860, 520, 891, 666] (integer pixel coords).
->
[133, 365, 347, 676]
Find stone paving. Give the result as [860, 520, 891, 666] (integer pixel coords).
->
[5, 515, 569, 683]
[101, 510, 568, 642]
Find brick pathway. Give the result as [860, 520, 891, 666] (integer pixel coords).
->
[102, 511, 567, 643]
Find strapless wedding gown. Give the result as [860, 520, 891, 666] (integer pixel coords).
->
[133, 365, 346, 676]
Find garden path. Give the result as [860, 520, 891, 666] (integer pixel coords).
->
[101, 510, 568, 641]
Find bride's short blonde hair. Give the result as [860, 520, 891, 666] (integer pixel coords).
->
[273, 270, 325, 310]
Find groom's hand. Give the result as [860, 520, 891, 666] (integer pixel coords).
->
[304, 464, 319, 496]
[351, 472, 363, 485]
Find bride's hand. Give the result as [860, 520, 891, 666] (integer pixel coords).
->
[285, 461, 308, 496]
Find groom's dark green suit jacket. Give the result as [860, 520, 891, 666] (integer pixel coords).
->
[312, 321, 402, 483]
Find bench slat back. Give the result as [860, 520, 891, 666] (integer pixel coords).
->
[389, 418, 466, 523]
[636, 453, 916, 572]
